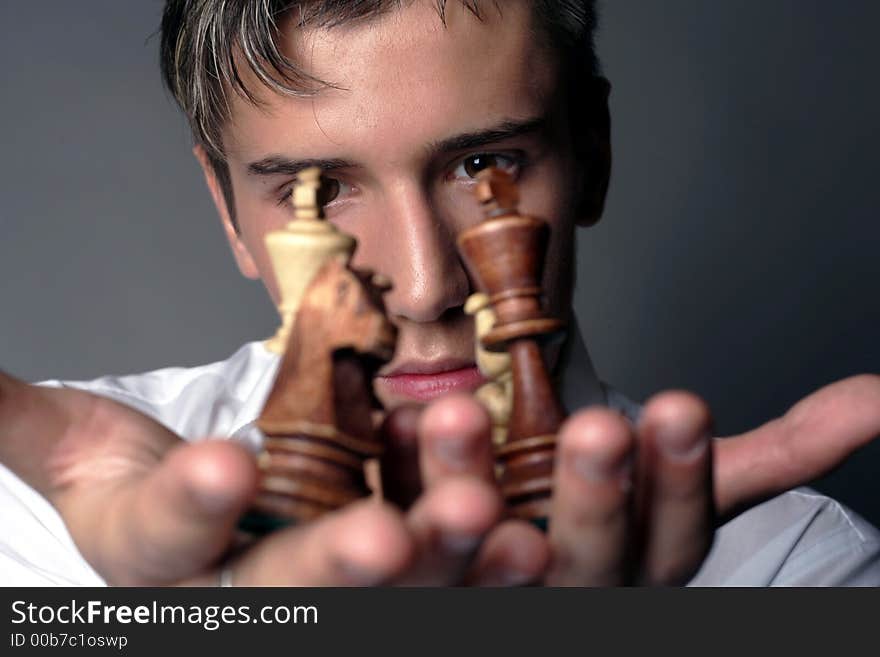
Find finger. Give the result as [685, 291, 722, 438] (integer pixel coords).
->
[203, 499, 416, 586]
[380, 405, 424, 508]
[417, 393, 495, 489]
[466, 520, 550, 586]
[0, 371, 64, 487]
[0, 370, 182, 501]
[63, 440, 259, 585]
[636, 391, 714, 585]
[545, 408, 636, 586]
[0, 372, 117, 495]
[395, 476, 503, 585]
[716, 374, 880, 519]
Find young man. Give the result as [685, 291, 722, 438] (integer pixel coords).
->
[0, 0, 878, 586]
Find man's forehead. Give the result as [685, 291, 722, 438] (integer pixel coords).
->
[279, 1, 533, 71]
[223, 0, 558, 163]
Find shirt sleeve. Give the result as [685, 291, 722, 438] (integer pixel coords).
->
[767, 491, 880, 586]
[0, 463, 105, 585]
[688, 488, 880, 586]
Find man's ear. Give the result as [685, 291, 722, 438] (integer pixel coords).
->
[192, 144, 260, 279]
[574, 77, 612, 227]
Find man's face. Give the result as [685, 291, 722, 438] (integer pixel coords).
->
[201, 1, 585, 408]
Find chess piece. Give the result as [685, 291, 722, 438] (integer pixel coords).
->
[242, 169, 396, 532]
[263, 167, 356, 354]
[457, 168, 567, 523]
[465, 292, 513, 448]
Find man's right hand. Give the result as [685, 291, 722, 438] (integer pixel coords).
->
[0, 372, 547, 586]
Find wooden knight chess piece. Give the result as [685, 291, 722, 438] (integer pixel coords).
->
[241, 168, 397, 533]
[457, 168, 567, 524]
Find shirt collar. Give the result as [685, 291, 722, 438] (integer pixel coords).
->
[556, 317, 608, 412]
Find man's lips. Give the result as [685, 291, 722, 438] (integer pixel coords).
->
[375, 364, 486, 402]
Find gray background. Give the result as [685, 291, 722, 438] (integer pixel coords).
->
[1, 2, 878, 524]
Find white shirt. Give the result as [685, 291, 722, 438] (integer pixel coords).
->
[1, 327, 878, 586]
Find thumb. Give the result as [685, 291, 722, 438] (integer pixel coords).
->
[64, 440, 258, 585]
[714, 374, 880, 520]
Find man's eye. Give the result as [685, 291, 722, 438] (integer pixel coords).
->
[452, 153, 521, 181]
[318, 177, 341, 205]
[278, 176, 351, 208]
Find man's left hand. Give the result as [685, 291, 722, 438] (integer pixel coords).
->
[381, 374, 880, 585]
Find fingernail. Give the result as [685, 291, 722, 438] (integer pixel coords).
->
[336, 561, 385, 586]
[499, 569, 532, 586]
[656, 425, 707, 463]
[570, 452, 633, 490]
[433, 435, 475, 469]
[440, 533, 482, 554]
[192, 485, 240, 516]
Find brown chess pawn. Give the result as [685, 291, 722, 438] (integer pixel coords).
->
[241, 169, 396, 533]
[457, 168, 567, 524]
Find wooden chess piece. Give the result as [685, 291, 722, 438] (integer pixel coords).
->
[242, 168, 396, 532]
[263, 167, 356, 354]
[457, 168, 567, 523]
[465, 292, 513, 449]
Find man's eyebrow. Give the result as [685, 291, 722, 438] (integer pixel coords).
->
[246, 156, 356, 177]
[245, 117, 547, 176]
[430, 117, 548, 154]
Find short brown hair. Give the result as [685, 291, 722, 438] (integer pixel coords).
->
[159, 1, 600, 224]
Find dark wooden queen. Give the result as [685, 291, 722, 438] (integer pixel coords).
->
[457, 168, 567, 522]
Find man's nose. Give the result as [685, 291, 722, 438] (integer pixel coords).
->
[355, 185, 471, 323]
